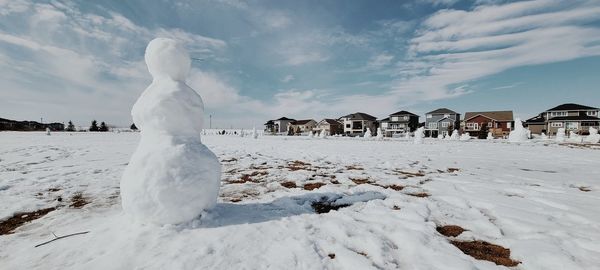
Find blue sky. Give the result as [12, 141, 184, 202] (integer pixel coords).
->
[1, 0, 600, 129]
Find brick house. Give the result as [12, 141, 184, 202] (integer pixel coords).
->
[463, 111, 514, 138]
[288, 119, 317, 135]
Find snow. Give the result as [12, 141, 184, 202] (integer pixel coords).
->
[585, 127, 600, 143]
[413, 127, 424, 144]
[556, 128, 566, 142]
[376, 128, 383, 140]
[120, 38, 221, 225]
[508, 118, 529, 143]
[364, 128, 372, 138]
[319, 130, 327, 139]
[567, 131, 583, 143]
[486, 132, 493, 140]
[252, 127, 258, 139]
[459, 132, 471, 141]
[1, 132, 600, 269]
[449, 129, 459, 140]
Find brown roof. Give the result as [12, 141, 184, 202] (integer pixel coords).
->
[291, 119, 315, 125]
[319, 118, 342, 125]
[464, 111, 513, 121]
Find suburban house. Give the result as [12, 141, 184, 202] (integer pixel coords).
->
[288, 119, 317, 135]
[463, 111, 514, 138]
[339, 112, 378, 136]
[379, 110, 419, 137]
[264, 117, 296, 134]
[315, 119, 343, 135]
[539, 103, 599, 135]
[424, 108, 461, 138]
[523, 114, 546, 135]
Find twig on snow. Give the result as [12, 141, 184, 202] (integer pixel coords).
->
[34, 231, 90, 248]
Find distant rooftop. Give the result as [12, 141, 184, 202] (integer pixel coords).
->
[341, 112, 377, 121]
[546, 103, 598, 111]
[464, 111, 514, 121]
[426, 108, 458, 115]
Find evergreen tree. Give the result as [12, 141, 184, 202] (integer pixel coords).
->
[66, 121, 76, 132]
[130, 123, 138, 130]
[99, 122, 109, 132]
[479, 122, 489, 139]
[89, 120, 99, 131]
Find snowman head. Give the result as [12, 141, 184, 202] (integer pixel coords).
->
[145, 38, 191, 81]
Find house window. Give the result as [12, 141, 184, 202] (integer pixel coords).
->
[587, 111, 598, 116]
[391, 116, 399, 121]
[441, 122, 449, 128]
[566, 122, 578, 130]
[345, 124, 351, 128]
[487, 122, 492, 127]
[428, 122, 438, 129]
[466, 123, 474, 128]
[426, 114, 432, 119]
[581, 122, 597, 127]
[402, 116, 408, 120]
[550, 111, 568, 117]
[550, 122, 562, 127]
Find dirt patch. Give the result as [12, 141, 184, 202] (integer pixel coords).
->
[280, 181, 297, 189]
[393, 205, 401, 210]
[386, 185, 404, 191]
[330, 179, 340, 184]
[450, 240, 520, 267]
[304, 182, 326, 191]
[407, 192, 430, 198]
[345, 165, 364, 170]
[311, 200, 350, 214]
[229, 198, 242, 202]
[70, 193, 89, 208]
[221, 157, 238, 162]
[350, 177, 372, 185]
[0, 207, 56, 235]
[579, 186, 592, 192]
[437, 225, 466, 237]
[328, 253, 336, 259]
[287, 160, 312, 171]
[447, 168, 460, 173]
[48, 187, 61, 192]
[228, 171, 267, 184]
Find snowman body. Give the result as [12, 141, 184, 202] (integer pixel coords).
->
[120, 38, 221, 225]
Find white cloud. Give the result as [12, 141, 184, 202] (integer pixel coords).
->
[389, 0, 600, 101]
[187, 70, 241, 108]
[367, 53, 394, 69]
[281, 74, 295, 83]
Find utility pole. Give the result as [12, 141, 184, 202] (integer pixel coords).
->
[209, 114, 212, 129]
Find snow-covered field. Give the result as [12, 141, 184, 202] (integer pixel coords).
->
[1, 132, 599, 269]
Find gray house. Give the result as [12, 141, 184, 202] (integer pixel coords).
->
[264, 117, 296, 134]
[424, 108, 461, 137]
[379, 110, 419, 137]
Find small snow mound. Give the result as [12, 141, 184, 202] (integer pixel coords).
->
[252, 127, 258, 139]
[508, 118, 529, 143]
[413, 127, 425, 144]
[567, 131, 583, 143]
[319, 130, 327, 139]
[364, 128, 372, 139]
[486, 132, 493, 140]
[556, 128, 566, 142]
[449, 130, 459, 140]
[585, 127, 600, 143]
[376, 127, 383, 140]
[459, 132, 471, 141]
[540, 132, 548, 140]
[46, 128, 51, 136]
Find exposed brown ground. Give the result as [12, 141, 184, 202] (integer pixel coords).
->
[436, 225, 466, 237]
[304, 182, 326, 191]
[407, 192, 430, 198]
[280, 181, 297, 189]
[450, 240, 520, 267]
[311, 200, 350, 214]
[287, 160, 312, 171]
[70, 193, 89, 208]
[0, 207, 56, 235]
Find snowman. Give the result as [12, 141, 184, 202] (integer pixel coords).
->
[120, 38, 221, 225]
